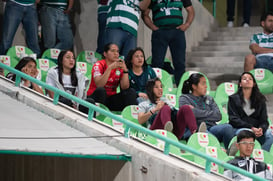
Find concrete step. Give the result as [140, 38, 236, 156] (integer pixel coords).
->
[188, 51, 251, 57]
[207, 30, 260, 38]
[199, 41, 249, 46]
[192, 45, 249, 52]
[205, 36, 250, 41]
[218, 27, 262, 33]
[186, 66, 244, 74]
[188, 56, 244, 62]
[186, 60, 243, 68]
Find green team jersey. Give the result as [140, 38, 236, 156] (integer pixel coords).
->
[250, 32, 273, 57]
[41, 0, 68, 10]
[106, 0, 142, 37]
[150, 0, 192, 29]
[12, 0, 35, 5]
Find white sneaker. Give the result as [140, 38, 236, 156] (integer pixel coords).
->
[243, 23, 249, 27]
[164, 121, 173, 132]
[198, 122, 207, 133]
[227, 21, 234, 28]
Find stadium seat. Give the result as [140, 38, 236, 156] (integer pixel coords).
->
[6, 45, 34, 63]
[187, 132, 221, 150]
[194, 146, 229, 174]
[41, 48, 61, 64]
[76, 50, 102, 65]
[36, 58, 57, 82]
[214, 82, 238, 124]
[146, 56, 174, 68]
[164, 93, 178, 108]
[252, 149, 273, 166]
[144, 129, 182, 156]
[0, 55, 13, 76]
[76, 61, 92, 80]
[153, 67, 174, 94]
[176, 71, 213, 107]
[95, 103, 110, 122]
[121, 105, 141, 136]
[250, 68, 273, 94]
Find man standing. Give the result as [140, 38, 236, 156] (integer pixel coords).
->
[142, 0, 194, 86]
[0, 0, 41, 56]
[244, 12, 273, 72]
[105, 0, 151, 59]
[40, 0, 74, 50]
[224, 130, 272, 180]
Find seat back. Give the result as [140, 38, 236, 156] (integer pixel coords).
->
[41, 48, 61, 64]
[76, 61, 92, 80]
[0, 55, 13, 76]
[6, 46, 34, 63]
[36, 58, 57, 82]
[250, 68, 273, 94]
[144, 129, 181, 156]
[76, 50, 102, 65]
[153, 67, 174, 94]
[187, 132, 221, 150]
[194, 146, 228, 174]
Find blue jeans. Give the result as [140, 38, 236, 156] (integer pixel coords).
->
[234, 128, 273, 151]
[208, 123, 234, 149]
[96, 12, 107, 54]
[40, 5, 73, 50]
[105, 28, 136, 59]
[151, 29, 186, 86]
[0, 0, 40, 56]
[255, 55, 273, 73]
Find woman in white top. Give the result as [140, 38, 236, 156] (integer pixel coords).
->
[46, 50, 94, 113]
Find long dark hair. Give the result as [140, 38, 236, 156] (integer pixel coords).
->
[57, 50, 78, 87]
[7, 57, 37, 81]
[237, 72, 266, 108]
[102, 43, 117, 59]
[125, 47, 147, 70]
[182, 73, 204, 94]
[145, 77, 161, 104]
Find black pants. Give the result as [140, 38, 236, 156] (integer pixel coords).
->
[227, 0, 252, 24]
[88, 87, 137, 111]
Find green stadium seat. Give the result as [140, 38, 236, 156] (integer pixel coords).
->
[41, 48, 61, 64]
[95, 103, 110, 122]
[153, 67, 175, 94]
[121, 105, 141, 136]
[194, 146, 228, 174]
[76, 50, 102, 65]
[0, 55, 13, 76]
[36, 58, 57, 82]
[144, 129, 182, 156]
[76, 61, 92, 80]
[187, 132, 221, 150]
[6, 46, 34, 63]
[250, 68, 273, 94]
[164, 93, 178, 108]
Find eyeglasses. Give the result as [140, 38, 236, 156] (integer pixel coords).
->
[239, 141, 255, 146]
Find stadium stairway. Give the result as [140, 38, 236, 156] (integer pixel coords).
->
[186, 26, 273, 121]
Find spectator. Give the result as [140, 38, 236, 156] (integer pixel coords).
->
[105, 0, 151, 58]
[244, 12, 273, 72]
[6, 57, 43, 94]
[126, 47, 156, 103]
[224, 130, 272, 180]
[96, 0, 109, 54]
[142, 0, 194, 86]
[228, 72, 273, 151]
[46, 50, 94, 112]
[227, 0, 252, 27]
[138, 77, 197, 140]
[86, 43, 137, 111]
[179, 73, 234, 149]
[0, 0, 41, 56]
[40, 0, 74, 51]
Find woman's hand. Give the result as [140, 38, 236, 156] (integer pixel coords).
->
[138, 92, 148, 100]
[155, 100, 165, 112]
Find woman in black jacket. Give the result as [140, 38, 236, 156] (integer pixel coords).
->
[228, 72, 273, 151]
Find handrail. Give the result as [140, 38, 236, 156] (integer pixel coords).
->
[0, 62, 267, 181]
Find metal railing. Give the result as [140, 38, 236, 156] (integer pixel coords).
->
[0, 62, 267, 181]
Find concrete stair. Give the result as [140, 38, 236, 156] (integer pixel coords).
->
[186, 26, 273, 116]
